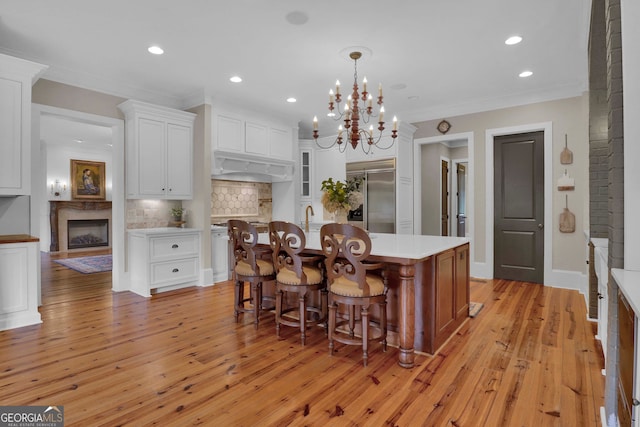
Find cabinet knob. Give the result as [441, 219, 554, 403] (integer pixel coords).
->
[172, 268, 179, 273]
[162, 188, 165, 191]
[598, 293, 604, 300]
[172, 244, 179, 249]
[633, 398, 640, 406]
[169, 188, 172, 192]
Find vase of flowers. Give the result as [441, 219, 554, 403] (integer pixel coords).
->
[320, 177, 363, 223]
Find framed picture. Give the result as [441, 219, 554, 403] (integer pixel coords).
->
[70, 159, 106, 200]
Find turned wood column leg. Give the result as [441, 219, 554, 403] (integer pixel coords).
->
[398, 264, 416, 368]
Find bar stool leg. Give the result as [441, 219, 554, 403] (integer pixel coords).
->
[253, 282, 262, 329]
[361, 305, 369, 367]
[275, 288, 283, 338]
[299, 292, 307, 346]
[234, 280, 243, 322]
[328, 302, 337, 356]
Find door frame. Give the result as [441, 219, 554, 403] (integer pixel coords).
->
[414, 131, 475, 271]
[31, 104, 126, 292]
[485, 122, 552, 283]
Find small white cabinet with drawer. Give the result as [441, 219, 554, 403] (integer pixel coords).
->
[127, 228, 201, 297]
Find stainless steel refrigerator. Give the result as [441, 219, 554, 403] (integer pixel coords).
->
[347, 159, 396, 233]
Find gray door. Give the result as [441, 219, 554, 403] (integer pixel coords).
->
[494, 131, 544, 283]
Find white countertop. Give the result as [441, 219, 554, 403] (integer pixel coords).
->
[128, 227, 202, 236]
[612, 268, 640, 315]
[257, 231, 469, 261]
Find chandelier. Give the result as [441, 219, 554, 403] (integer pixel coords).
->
[313, 51, 397, 153]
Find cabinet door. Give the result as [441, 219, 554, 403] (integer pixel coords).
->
[435, 249, 455, 336]
[216, 114, 243, 152]
[455, 244, 470, 319]
[137, 117, 166, 196]
[211, 232, 230, 282]
[0, 78, 24, 194]
[300, 149, 312, 199]
[166, 123, 193, 199]
[269, 126, 293, 160]
[245, 121, 268, 155]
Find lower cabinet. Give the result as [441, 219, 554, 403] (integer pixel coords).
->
[128, 228, 201, 297]
[0, 240, 41, 330]
[211, 229, 230, 283]
[414, 242, 470, 353]
[619, 290, 635, 427]
[434, 244, 469, 349]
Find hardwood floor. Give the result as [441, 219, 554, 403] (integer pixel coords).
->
[0, 253, 604, 426]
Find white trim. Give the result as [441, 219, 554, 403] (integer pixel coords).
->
[414, 131, 476, 275]
[485, 122, 553, 284]
[32, 104, 126, 293]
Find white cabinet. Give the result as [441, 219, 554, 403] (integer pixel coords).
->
[0, 238, 41, 330]
[0, 54, 47, 196]
[127, 228, 201, 297]
[118, 100, 196, 199]
[211, 228, 229, 283]
[212, 108, 295, 161]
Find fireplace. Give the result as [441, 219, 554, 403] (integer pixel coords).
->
[50, 201, 112, 252]
[68, 219, 109, 249]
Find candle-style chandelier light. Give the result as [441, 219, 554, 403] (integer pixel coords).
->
[313, 51, 397, 153]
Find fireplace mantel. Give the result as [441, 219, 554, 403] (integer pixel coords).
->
[50, 201, 112, 251]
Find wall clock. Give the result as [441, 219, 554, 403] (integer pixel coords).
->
[437, 120, 451, 134]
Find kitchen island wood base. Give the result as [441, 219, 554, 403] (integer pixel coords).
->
[257, 231, 470, 368]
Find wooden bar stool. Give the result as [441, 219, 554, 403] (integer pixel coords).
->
[320, 223, 388, 367]
[269, 221, 327, 345]
[228, 220, 275, 329]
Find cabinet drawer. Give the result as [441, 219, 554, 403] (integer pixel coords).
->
[150, 257, 198, 287]
[150, 235, 198, 260]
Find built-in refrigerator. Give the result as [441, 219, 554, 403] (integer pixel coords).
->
[346, 159, 396, 233]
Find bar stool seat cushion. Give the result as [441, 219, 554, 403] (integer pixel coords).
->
[235, 259, 274, 277]
[330, 274, 385, 297]
[276, 266, 323, 285]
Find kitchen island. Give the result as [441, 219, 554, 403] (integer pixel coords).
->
[258, 231, 470, 368]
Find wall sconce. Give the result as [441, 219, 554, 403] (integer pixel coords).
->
[50, 179, 67, 197]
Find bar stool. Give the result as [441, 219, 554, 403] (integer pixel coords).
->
[228, 219, 275, 328]
[320, 223, 388, 367]
[269, 221, 327, 345]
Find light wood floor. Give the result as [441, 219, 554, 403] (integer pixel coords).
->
[0, 251, 604, 426]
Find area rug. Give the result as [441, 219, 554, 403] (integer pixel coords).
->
[469, 301, 484, 318]
[54, 254, 112, 274]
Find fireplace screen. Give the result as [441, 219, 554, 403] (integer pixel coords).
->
[67, 219, 109, 249]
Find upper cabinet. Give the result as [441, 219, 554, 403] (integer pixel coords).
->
[211, 106, 296, 181]
[118, 100, 196, 200]
[0, 54, 47, 196]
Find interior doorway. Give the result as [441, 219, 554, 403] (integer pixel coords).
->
[33, 104, 125, 293]
[454, 162, 467, 237]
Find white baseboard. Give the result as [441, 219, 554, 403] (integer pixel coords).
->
[200, 268, 213, 287]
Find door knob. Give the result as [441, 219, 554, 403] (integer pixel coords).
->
[537, 224, 544, 230]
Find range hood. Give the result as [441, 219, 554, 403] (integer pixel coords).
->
[212, 150, 295, 183]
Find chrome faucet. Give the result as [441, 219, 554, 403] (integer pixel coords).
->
[305, 205, 314, 232]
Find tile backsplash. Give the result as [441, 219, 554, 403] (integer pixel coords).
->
[211, 179, 272, 223]
[126, 199, 181, 229]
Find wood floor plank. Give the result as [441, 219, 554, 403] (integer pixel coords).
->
[0, 252, 605, 426]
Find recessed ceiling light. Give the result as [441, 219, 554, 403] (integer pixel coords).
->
[148, 45, 164, 55]
[230, 76, 242, 83]
[285, 11, 309, 25]
[286, 97, 297, 103]
[519, 70, 533, 78]
[73, 139, 83, 143]
[505, 36, 523, 45]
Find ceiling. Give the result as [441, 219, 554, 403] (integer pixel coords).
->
[1, 0, 591, 140]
